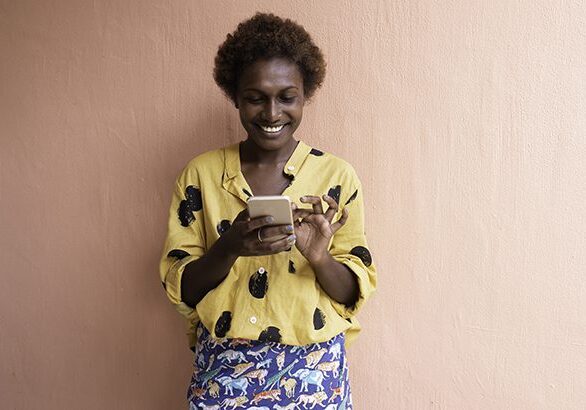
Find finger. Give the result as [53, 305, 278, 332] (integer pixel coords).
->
[318, 217, 333, 238]
[242, 232, 293, 256]
[300, 195, 323, 214]
[255, 231, 288, 246]
[302, 213, 331, 236]
[244, 215, 275, 234]
[291, 202, 308, 223]
[249, 232, 295, 254]
[330, 207, 349, 234]
[292, 208, 313, 221]
[322, 194, 339, 223]
[263, 234, 296, 253]
[262, 224, 294, 240]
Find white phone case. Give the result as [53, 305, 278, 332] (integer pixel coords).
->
[247, 195, 293, 225]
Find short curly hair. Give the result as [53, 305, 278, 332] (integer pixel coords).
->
[214, 13, 326, 104]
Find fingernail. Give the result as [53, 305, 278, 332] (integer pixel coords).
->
[286, 225, 294, 232]
[267, 216, 275, 223]
[289, 235, 296, 241]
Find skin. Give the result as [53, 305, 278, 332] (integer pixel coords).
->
[181, 58, 359, 309]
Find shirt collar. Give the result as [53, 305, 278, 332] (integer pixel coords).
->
[224, 142, 241, 180]
[283, 140, 312, 178]
[223, 139, 312, 181]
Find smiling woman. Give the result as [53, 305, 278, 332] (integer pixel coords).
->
[159, 12, 376, 409]
[237, 58, 305, 155]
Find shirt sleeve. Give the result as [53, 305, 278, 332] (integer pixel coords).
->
[328, 170, 377, 319]
[159, 167, 206, 323]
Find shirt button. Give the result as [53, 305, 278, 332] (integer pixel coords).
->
[249, 316, 257, 324]
[258, 267, 265, 274]
[287, 165, 295, 171]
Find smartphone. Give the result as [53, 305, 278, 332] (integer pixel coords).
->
[247, 195, 293, 226]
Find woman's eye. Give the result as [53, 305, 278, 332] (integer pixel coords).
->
[280, 96, 297, 103]
[245, 97, 264, 104]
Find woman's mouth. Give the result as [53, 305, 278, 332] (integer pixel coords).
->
[257, 123, 287, 133]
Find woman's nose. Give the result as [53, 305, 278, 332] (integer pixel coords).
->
[261, 100, 281, 122]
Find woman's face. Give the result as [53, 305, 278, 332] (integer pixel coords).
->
[236, 58, 305, 152]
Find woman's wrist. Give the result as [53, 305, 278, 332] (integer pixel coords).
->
[213, 231, 242, 259]
[306, 249, 333, 271]
[307, 251, 359, 306]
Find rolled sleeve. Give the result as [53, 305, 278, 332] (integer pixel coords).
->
[331, 257, 376, 318]
[328, 171, 377, 319]
[164, 256, 200, 306]
[159, 174, 206, 322]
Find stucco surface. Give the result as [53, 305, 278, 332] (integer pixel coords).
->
[1, 1, 585, 409]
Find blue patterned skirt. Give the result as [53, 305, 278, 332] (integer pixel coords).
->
[187, 323, 353, 409]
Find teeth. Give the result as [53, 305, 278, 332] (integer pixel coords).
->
[260, 124, 285, 133]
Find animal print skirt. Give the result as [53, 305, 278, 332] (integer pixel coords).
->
[187, 323, 353, 409]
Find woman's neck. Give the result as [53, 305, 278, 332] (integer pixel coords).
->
[239, 138, 299, 166]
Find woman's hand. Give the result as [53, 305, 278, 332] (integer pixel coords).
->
[220, 209, 297, 257]
[292, 195, 349, 264]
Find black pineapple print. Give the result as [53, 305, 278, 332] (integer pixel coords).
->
[215, 311, 232, 338]
[328, 185, 341, 205]
[167, 249, 190, 259]
[249, 268, 268, 298]
[313, 307, 326, 330]
[259, 326, 282, 343]
[345, 189, 358, 205]
[216, 219, 231, 236]
[351, 245, 372, 267]
[178, 186, 202, 227]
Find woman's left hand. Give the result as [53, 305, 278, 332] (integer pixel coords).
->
[291, 195, 349, 264]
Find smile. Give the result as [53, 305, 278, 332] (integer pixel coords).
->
[258, 124, 286, 133]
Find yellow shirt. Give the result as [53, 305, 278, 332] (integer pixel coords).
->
[159, 140, 376, 349]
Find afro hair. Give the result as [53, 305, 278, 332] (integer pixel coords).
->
[214, 13, 326, 104]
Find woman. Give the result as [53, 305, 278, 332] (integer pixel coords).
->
[159, 13, 376, 409]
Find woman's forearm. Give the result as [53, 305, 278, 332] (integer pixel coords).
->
[180, 236, 239, 308]
[181, 236, 359, 308]
[309, 253, 359, 306]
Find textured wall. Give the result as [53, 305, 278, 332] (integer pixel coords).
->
[1, 0, 585, 409]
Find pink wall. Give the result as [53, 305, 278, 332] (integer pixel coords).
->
[2, 1, 585, 408]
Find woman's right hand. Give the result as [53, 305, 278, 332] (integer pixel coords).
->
[220, 209, 296, 257]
